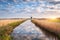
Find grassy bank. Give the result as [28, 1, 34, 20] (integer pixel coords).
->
[32, 19, 60, 39]
[0, 19, 26, 40]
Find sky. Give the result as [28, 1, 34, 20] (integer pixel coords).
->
[0, 0, 60, 18]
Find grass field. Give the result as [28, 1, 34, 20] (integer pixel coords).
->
[48, 19, 60, 22]
[32, 18, 60, 38]
[0, 19, 25, 26]
[0, 19, 26, 40]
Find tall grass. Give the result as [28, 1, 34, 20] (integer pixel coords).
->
[32, 19, 60, 39]
[48, 19, 60, 22]
[0, 20, 25, 40]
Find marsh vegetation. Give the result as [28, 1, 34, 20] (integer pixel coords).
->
[0, 19, 26, 40]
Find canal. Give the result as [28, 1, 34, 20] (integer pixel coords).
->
[11, 20, 58, 40]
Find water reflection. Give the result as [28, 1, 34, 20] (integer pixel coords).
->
[11, 20, 49, 40]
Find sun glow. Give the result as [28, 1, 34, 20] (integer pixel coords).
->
[50, 17, 57, 20]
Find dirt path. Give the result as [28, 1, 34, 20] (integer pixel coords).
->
[11, 20, 57, 40]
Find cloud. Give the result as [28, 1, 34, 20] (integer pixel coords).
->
[0, 0, 8, 2]
[54, 0, 60, 2]
[0, 0, 60, 18]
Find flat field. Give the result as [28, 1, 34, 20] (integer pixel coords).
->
[0, 19, 25, 26]
[32, 18, 60, 36]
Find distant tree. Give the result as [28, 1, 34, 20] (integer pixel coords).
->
[31, 17, 32, 19]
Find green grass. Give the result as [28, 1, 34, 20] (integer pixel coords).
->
[8, 21, 24, 28]
[58, 34, 60, 39]
[0, 20, 25, 40]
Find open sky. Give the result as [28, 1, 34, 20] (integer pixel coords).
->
[0, 0, 60, 18]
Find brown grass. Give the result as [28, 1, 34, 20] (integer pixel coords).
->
[32, 19, 60, 35]
[0, 19, 25, 26]
[0, 18, 26, 40]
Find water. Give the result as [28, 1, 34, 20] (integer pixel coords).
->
[11, 20, 56, 40]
